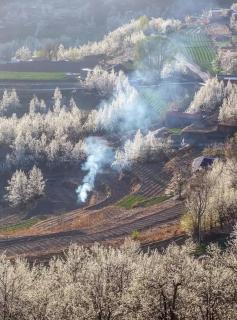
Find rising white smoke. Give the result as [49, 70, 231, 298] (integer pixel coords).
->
[76, 137, 114, 203]
[87, 77, 156, 133]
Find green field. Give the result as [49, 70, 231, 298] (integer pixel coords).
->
[117, 195, 146, 209]
[169, 128, 183, 135]
[174, 29, 217, 73]
[0, 71, 68, 81]
[139, 88, 167, 115]
[117, 194, 172, 210]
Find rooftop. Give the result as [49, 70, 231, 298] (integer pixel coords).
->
[192, 156, 217, 172]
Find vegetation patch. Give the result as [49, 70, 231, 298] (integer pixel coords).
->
[131, 230, 141, 240]
[117, 194, 146, 209]
[193, 243, 207, 257]
[173, 29, 217, 73]
[0, 217, 46, 233]
[169, 128, 183, 135]
[139, 88, 168, 115]
[0, 71, 67, 81]
[118, 194, 172, 209]
[138, 195, 173, 207]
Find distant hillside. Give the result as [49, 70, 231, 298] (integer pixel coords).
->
[0, 0, 233, 61]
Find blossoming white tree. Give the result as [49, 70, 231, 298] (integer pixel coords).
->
[113, 130, 171, 169]
[187, 78, 225, 114]
[5, 170, 29, 207]
[0, 236, 236, 319]
[15, 46, 32, 61]
[82, 66, 126, 96]
[28, 165, 46, 200]
[0, 89, 21, 116]
[5, 166, 45, 207]
[184, 159, 237, 240]
[219, 86, 237, 123]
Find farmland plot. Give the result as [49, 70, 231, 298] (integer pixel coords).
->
[173, 28, 217, 73]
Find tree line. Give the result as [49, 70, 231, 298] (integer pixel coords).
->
[187, 77, 237, 124]
[0, 235, 237, 320]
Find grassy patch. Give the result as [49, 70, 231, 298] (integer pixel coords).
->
[0, 71, 67, 81]
[169, 128, 183, 135]
[117, 195, 146, 210]
[193, 243, 207, 257]
[131, 230, 141, 240]
[139, 88, 168, 116]
[0, 217, 46, 233]
[117, 194, 172, 209]
[139, 195, 173, 207]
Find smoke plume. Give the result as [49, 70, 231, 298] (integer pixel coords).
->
[90, 77, 157, 133]
[76, 137, 114, 203]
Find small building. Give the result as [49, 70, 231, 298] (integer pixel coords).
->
[217, 75, 237, 84]
[192, 156, 217, 173]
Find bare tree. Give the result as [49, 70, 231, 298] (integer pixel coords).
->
[186, 172, 211, 243]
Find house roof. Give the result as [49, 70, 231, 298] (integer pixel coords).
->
[217, 75, 237, 81]
[192, 156, 216, 172]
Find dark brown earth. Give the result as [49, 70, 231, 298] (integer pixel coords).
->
[0, 201, 184, 257]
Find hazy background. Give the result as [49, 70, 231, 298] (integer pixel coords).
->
[0, 0, 234, 60]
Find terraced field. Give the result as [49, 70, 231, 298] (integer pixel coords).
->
[175, 28, 217, 73]
[133, 163, 171, 198]
[0, 201, 184, 257]
[139, 88, 167, 115]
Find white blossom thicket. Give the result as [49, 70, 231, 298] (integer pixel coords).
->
[206, 159, 237, 227]
[56, 19, 146, 61]
[0, 237, 237, 319]
[217, 50, 237, 74]
[5, 166, 45, 207]
[5, 170, 28, 207]
[187, 78, 225, 114]
[53, 17, 182, 62]
[0, 89, 21, 116]
[0, 91, 85, 168]
[82, 66, 126, 96]
[219, 83, 237, 123]
[113, 130, 171, 169]
[85, 77, 153, 133]
[185, 159, 237, 237]
[27, 165, 46, 199]
[161, 59, 188, 78]
[53, 87, 63, 101]
[14, 46, 32, 61]
[148, 17, 182, 33]
[29, 96, 47, 114]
